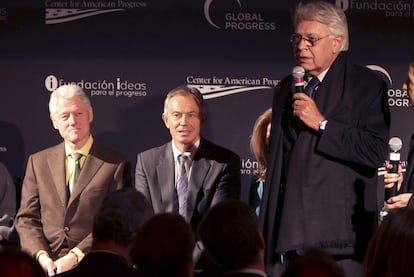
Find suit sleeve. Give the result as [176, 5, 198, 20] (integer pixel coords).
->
[15, 155, 50, 256]
[113, 160, 129, 190]
[316, 78, 390, 169]
[135, 153, 151, 202]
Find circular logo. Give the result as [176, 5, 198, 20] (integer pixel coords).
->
[44, 75, 59, 92]
[336, 0, 349, 11]
[204, 0, 242, 29]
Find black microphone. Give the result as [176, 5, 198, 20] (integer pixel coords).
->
[385, 137, 402, 200]
[292, 66, 305, 93]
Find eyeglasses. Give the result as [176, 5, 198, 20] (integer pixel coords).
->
[289, 33, 331, 47]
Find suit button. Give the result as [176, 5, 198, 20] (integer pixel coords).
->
[64, 227, 70, 232]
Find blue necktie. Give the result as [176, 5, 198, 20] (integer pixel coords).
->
[177, 154, 189, 221]
[256, 180, 264, 216]
[305, 77, 320, 98]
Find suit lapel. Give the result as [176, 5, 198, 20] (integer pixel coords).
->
[157, 143, 177, 213]
[68, 143, 103, 206]
[314, 52, 348, 119]
[47, 143, 67, 206]
[186, 139, 211, 219]
[187, 158, 210, 219]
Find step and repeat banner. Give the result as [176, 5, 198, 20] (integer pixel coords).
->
[1, 0, 413, 201]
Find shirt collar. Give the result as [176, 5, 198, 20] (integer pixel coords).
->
[172, 139, 200, 161]
[65, 134, 94, 157]
[308, 67, 329, 83]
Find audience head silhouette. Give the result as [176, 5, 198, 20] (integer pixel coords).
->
[92, 187, 153, 255]
[364, 208, 414, 277]
[55, 188, 153, 277]
[198, 200, 265, 272]
[131, 213, 195, 277]
[0, 246, 45, 277]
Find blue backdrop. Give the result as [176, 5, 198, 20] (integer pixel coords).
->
[1, 0, 413, 203]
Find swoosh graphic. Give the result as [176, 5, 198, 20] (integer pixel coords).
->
[204, 0, 221, 29]
[46, 9, 125, 24]
[366, 65, 393, 85]
[204, 0, 242, 29]
[236, 0, 242, 9]
[188, 85, 271, 99]
[46, 9, 94, 19]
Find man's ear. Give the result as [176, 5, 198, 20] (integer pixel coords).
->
[162, 113, 169, 128]
[89, 107, 94, 123]
[50, 115, 58, 129]
[332, 36, 344, 54]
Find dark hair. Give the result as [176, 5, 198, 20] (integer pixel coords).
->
[364, 208, 414, 277]
[0, 246, 46, 277]
[131, 213, 195, 277]
[92, 188, 153, 246]
[198, 200, 262, 270]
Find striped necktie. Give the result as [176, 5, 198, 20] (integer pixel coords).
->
[177, 154, 189, 221]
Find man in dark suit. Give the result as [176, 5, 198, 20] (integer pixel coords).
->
[198, 200, 266, 277]
[56, 188, 153, 277]
[135, 85, 240, 230]
[259, 2, 390, 277]
[15, 84, 130, 276]
[135, 85, 240, 275]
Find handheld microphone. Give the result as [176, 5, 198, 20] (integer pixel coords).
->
[385, 137, 402, 200]
[292, 66, 305, 93]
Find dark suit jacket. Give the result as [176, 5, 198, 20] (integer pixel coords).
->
[55, 251, 136, 277]
[400, 134, 414, 209]
[15, 140, 129, 259]
[260, 52, 390, 268]
[135, 137, 241, 230]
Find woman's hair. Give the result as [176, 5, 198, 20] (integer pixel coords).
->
[250, 108, 272, 180]
[364, 208, 414, 277]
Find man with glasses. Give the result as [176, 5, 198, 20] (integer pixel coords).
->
[259, 2, 390, 277]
